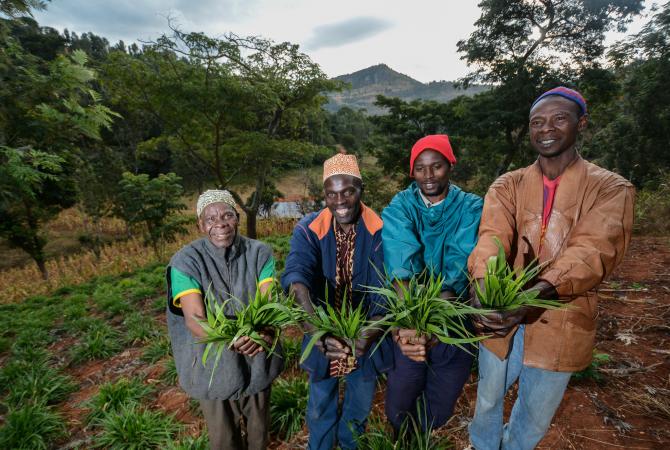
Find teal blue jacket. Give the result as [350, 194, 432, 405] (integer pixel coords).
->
[381, 183, 483, 297]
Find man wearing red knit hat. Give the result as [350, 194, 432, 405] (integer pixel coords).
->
[381, 134, 483, 435]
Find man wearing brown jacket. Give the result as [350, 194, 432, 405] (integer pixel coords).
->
[467, 87, 635, 450]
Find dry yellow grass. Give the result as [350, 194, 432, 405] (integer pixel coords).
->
[0, 217, 298, 304]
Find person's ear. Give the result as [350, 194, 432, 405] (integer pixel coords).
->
[577, 113, 588, 132]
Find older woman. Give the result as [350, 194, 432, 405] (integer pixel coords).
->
[166, 189, 282, 450]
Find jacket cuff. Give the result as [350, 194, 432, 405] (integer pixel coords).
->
[280, 272, 311, 292]
[538, 268, 571, 297]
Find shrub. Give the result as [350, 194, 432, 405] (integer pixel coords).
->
[124, 312, 159, 344]
[280, 336, 302, 371]
[161, 358, 179, 385]
[635, 174, 670, 235]
[0, 403, 67, 450]
[93, 403, 179, 449]
[166, 434, 209, 450]
[0, 336, 10, 354]
[270, 375, 309, 440]
[572, 351, 611, 383]
[141, 334, 172, 363]
[86, 377, 154, 423]
[356, 415, 450, 450]
[4, 361, 77, 407]
[92, 283, 132, 316]
[70, 323, 122, 364]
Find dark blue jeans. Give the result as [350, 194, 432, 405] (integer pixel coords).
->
[385, 341, 474, 432]
[306, 367, 377, 450]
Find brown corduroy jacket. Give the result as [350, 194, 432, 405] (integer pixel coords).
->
[468, 156, 635, 372]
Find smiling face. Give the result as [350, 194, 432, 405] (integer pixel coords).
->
[411, 149, 452, 202]
[198, 202, 239, 248]
[323, 174, 362, 227]
[529, 96, 587, 159]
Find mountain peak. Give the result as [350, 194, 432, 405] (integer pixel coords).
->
[327, 64, 488, 115]
[335, 64, 422, 90]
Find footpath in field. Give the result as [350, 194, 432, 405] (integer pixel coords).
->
[0, 237, 668, 449]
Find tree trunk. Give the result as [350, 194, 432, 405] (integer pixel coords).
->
[246, 210, 257, 239]
[35, 257, 48, 280]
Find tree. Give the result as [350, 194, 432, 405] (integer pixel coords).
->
[370, 95, 453, 184]
[587, 2, 670, 186]
[0, 147, 74, 278]
[114, 172, 190, 258]
[101, 29, 340, 237]
[456, 0, 643, 175]
[0, 17, 118, 277]
[0, 0, 47, 18]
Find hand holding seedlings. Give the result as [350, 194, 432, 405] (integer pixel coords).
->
[366, 271, 484, 362]
[233, 328, 276, 356]
[394, 328, 428, 362]
[355, 326, 384, 357]
[324, 336, 351, 360]
[469, 237, 565, 337]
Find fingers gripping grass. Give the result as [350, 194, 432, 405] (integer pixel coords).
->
[300, 296, 378, 365]
[198, 285, 300, 385]
[470, 237, 565, 311]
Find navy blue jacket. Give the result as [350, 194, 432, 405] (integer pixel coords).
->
[281, 204, 393, 381]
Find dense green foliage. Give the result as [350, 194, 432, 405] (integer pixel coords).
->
[300, 297, 376, 364]
[368, 271, 483, 351]
[114, 172, 190, 257]
[471, 237, 564, 311]
[270, 375, 309, 439]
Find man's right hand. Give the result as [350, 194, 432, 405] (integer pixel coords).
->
[470, 279, 525, 338]
[394, 328, 432, 362]
[323, 336, 351, 361]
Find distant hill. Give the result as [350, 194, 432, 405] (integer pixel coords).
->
[326, 64, 488, 115]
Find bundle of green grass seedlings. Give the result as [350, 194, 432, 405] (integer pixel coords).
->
[367, 270, 484, 352]
[299, 292, 379, 368]
[198, 284, 301, 382]
[471, 237, 565, 311]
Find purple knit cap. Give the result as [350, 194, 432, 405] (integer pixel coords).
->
[531, 87, 587, 117]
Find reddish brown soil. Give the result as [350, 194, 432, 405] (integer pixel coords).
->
[53, 236, 670, 449]
[440, 236, 670, 449]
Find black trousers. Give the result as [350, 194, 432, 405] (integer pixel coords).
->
[385, 342, 473, 432]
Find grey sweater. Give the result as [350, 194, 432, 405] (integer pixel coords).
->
[166, 235, 283, 400]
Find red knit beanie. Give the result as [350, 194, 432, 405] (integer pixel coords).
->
[409, 134, 456, 177]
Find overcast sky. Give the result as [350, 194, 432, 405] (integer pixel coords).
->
[34, 0, 656, 83]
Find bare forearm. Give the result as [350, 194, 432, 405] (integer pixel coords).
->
[185, 314, 207, 339]
[180, 293, 207, 339]
[290, 283, 315, 315]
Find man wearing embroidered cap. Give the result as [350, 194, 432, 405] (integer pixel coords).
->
[281, 151, 392, 450]
[166, 189, 281, 450]
[467, 87, 635, 449]
[381, 134, 483, 434]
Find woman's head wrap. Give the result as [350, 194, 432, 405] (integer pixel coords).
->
[531, 87, 587, 117]
[409, 134, 456, 177]
[196, 190, 237, 218]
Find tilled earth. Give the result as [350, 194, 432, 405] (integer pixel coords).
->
[20, 236, 670, 449]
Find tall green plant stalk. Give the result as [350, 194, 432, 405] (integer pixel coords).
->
[367, 271, 485, 353]
[471, 237, 564, 311]
[197, 285, 301, 384]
